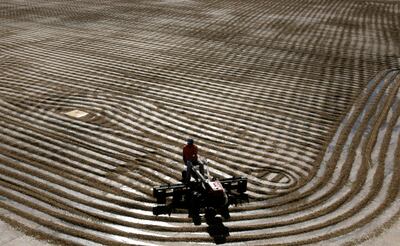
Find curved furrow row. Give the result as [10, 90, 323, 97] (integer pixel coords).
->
[1, 89, 316, 175]
[0, 89, 304, 195]
[0, 26, 360, 104]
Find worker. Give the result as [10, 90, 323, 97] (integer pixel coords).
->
[183, 138, 198, 164]
[182, 139, 203, 183]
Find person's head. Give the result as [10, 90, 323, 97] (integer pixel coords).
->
[187, 138, 194, 145]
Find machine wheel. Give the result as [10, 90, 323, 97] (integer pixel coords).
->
[213, 235, 227, 244]
[205, 207, 217, 224]
[193, 215, 201, 225]
[220, 207, 230, 219]
[181, 170, 187, 182]
[189, 191, 201, 224]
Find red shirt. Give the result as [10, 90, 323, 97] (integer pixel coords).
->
[183, 144, 198, 163]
